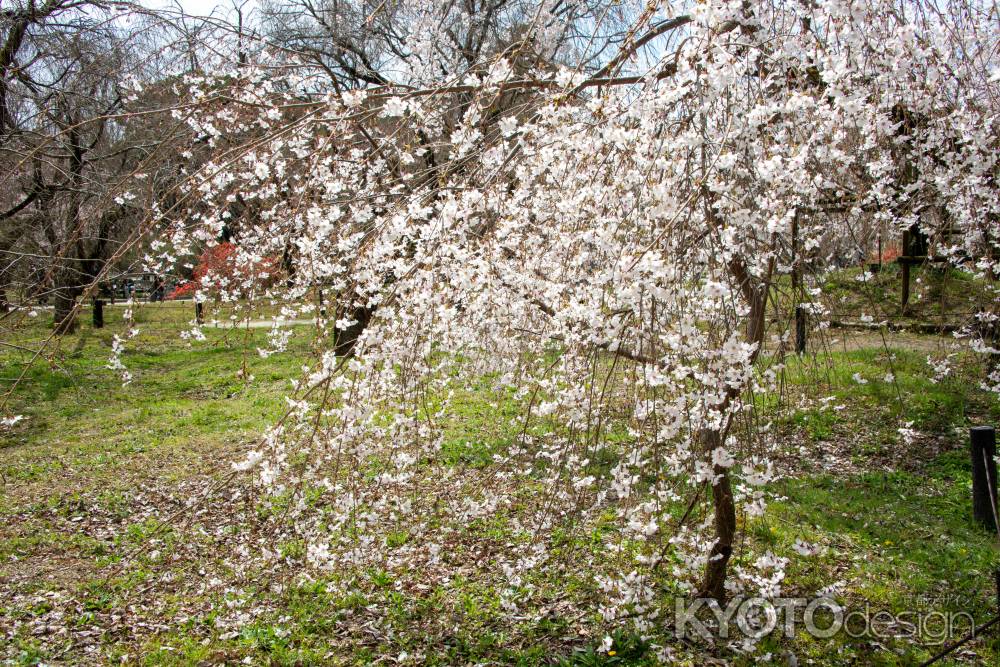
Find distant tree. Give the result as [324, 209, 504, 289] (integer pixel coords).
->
[0, 1, 201, 332]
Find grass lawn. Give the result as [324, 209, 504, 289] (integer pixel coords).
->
[1, 301, 999, 665]
[818, 264, 993, 328]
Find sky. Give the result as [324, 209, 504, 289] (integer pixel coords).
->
[153, 0, 256, 18]
[179, 0, 225, 15]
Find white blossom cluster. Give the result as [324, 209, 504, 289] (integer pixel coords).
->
[149, 0, 998, 650]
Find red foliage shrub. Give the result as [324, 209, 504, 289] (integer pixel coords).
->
[168, 242, 279, 300]
[869, 244, 901, 263]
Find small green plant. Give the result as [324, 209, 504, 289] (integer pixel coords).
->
[558, 630, 653, 666]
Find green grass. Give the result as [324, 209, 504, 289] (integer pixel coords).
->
[765, 458, 1000, 664]
[777, 341, 996, 426]
[1, 302, 309, 485]
[819, 264, 994, 325]
[2, 301, 1000, 665]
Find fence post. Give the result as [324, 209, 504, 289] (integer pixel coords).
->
[877, 231, 883, 273]
[92, 298, 104, 329]
[195, 301, 204, 325]
[970, 426, 998, 530]
[791, 211, 806, 354]
[901, 229, 912, 310]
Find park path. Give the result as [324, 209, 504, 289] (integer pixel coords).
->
[802, 328, 962, 353]
[207, 319, 318, 329]
[9, 302, 319, 329]
[8, 302, 966, 350]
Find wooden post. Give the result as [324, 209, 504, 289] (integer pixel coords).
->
[195, 301, 204, 325]
[877, 231, 883, 273]
[795, 305, 806, 354]
[901, 229, 911, 310]
[791, 212, 806, 354]
[970, 426, 998, 530]
[92, 298, 104, 329]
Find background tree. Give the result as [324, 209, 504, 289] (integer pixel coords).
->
[0, 0, 212, 331]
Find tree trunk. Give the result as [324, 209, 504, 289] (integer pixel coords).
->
[700, 429, 737, 603]
[697, 255, 773, 602]
[52, 270, 80, 334]
[0, 256, 11, 313]
[334, 305, 374, 356]
[53, 288, 79, 334]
